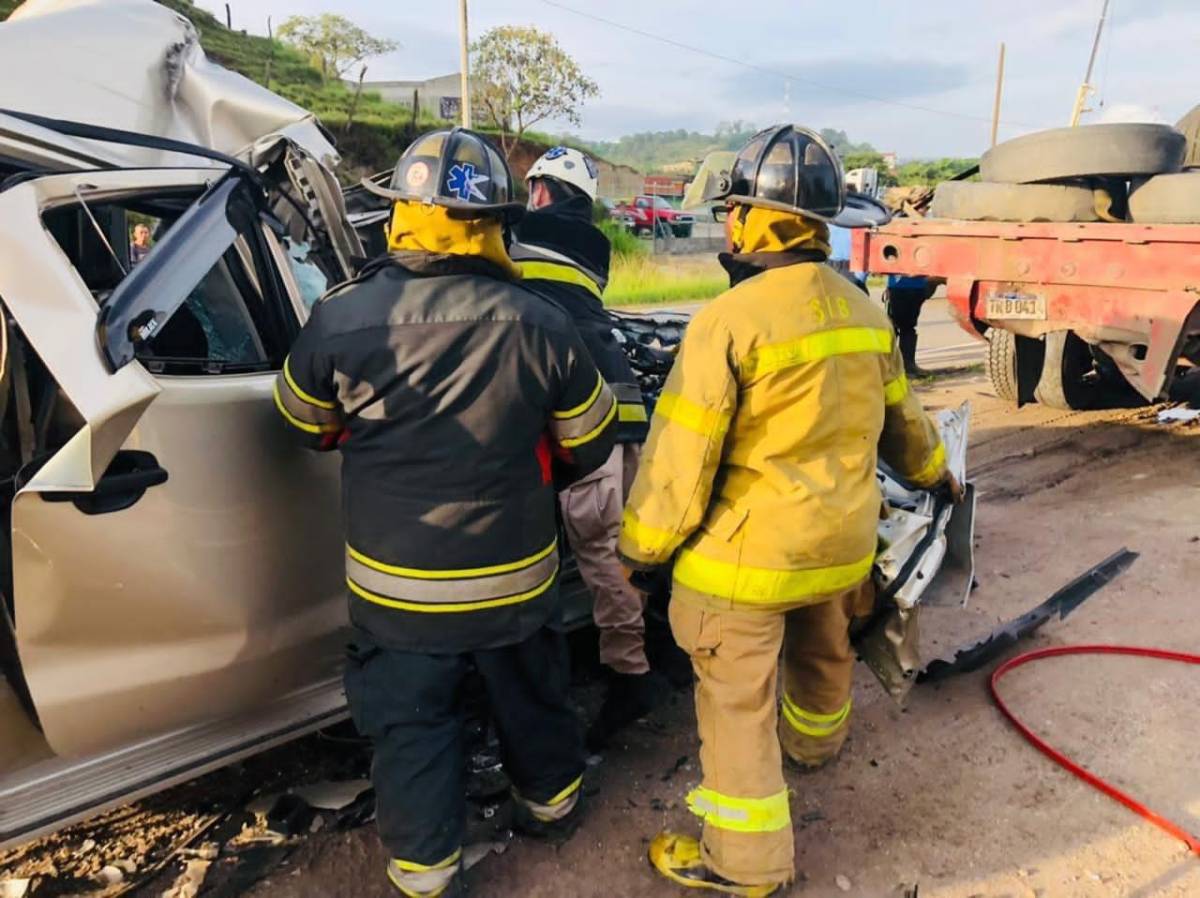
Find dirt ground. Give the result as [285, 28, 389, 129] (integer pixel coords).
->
[239, 372, 1200, 898]
[5, 369, 1199, 897]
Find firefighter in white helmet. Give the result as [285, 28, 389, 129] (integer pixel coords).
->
[511, 147, 664, 748]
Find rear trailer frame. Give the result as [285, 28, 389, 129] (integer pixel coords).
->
[853, 220, 1200, 400]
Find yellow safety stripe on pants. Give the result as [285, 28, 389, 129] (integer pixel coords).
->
[516, 774, 584, 823]
[273, 382, 341, 435]
[685, 786, 791, 834]
[781, 694, 852, 738]
[673, 548, 874, 604]
[621, 509, 677, 555]
[553, 370, 605, 420]
[519, 260, 604, 299]
[883, 373, 909, 406]
[387, 849, 461, 897]
[554, 391, 617, 448]
[654, 391, 732, 438]
[283, 356, 337, 409]
[546, 775, 584, 807]
[908, 440, 947, 488]
[741, 326, 893, 381]
[391, 849, 463, 874]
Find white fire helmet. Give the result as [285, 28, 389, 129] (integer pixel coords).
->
[526, 146, 600, 202]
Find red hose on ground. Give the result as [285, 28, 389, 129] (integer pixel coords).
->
[990, 645, 1200, 856]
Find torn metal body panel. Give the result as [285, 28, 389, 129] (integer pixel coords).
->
[920, 549, 1139, 682]
[0, 0, 337, 170]
[856, 402, 977, 701]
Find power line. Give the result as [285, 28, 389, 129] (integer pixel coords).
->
[538, 0, 1052, 130]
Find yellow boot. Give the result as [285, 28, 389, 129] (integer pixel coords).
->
[648, 832, 783, 896]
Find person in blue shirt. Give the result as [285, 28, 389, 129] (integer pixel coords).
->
[826, 224, 868, 291]
[885, 274, 939, 376]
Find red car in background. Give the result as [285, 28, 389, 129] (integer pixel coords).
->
[613, 195, 695, 238]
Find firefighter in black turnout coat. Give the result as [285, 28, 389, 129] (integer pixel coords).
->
[275, 128, 617, 897]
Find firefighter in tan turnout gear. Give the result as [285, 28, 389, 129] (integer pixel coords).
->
[619, 125, 956, 896]
[510, 146, 662, 748]
[275, 128, 617, 898]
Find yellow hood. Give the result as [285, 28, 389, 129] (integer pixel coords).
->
[387, 201, 521, 279]
[730, 205, 831, 257]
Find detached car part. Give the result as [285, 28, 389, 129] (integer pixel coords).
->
[854, 402, 976, 702]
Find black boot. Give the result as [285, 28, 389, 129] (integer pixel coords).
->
[898, 331, 930, 377]
[586, 670, 667, 750]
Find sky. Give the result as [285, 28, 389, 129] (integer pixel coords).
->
[197, 0, 1200, 159]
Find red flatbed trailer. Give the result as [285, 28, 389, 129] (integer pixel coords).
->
[852, 219, 1200, 408]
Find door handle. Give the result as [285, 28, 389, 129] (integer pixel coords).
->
[39, 450, 168, 515]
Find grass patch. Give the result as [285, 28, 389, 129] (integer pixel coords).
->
[605, 254, 727, 307]
[597, 219, 646, 260]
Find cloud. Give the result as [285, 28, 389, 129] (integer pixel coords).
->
[722, 57, 972, 110]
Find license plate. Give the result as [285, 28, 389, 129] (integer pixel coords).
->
[985, 291, 1046, 320]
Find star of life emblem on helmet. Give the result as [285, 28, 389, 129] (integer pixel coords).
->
[545, 146, 568, 160]
[446, 162, 490, 202]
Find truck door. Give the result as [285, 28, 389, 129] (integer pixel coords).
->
[0, 169, 345, 758]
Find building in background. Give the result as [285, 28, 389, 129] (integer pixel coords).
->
[355, 73, 463, 121]
[881, 151, 898, 173]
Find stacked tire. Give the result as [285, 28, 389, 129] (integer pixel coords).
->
[930, 121, 1191, 408]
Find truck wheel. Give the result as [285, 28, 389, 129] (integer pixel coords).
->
[1128, 172, 1200, 223]
[980, 123, 1186, 184]
[986, 328, 1019, 402]
[1034, 331, 1096, 410]
[931, 181, 1101, 222]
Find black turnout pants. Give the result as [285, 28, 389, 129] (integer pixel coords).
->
[344, 626, 584, 865]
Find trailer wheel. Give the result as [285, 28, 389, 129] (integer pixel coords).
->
[985, 329, 1019, 402]
[980, 124, 1186, 184]
[1034, 331, 1096, 410]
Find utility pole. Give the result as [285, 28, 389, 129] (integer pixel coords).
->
[990, 42, 1006, 147]
[458, 0, 472, 128]
[1070, 0, 1111, 126]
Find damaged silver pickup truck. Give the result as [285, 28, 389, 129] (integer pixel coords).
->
[0, 0, 977, 850]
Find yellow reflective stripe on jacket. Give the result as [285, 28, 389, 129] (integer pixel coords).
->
[782, 694, 852, 738]
[686, 786, 791, 833]
[554, 370, 604, 419]
[273, 382, 341, 434]
[349, 539, 557, 580]
[909, 440, 947, 487]
[674, 547, 874, 604]
[519, 260, 603, 299]
[557, 395, 617, 448]
[283, 357, 337, 409]
[654, 391, 732, 437]
[347, 566, 558, 614]
[883, 373, 909, 406]
[741, 326, 893, 381]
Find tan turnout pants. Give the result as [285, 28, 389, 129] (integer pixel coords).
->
[668, 581, 874, 886]
[560, 444, 648, 674]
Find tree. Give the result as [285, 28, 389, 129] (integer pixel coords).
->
[472, 26, 599, 159]
[277, 14, 397, 80]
